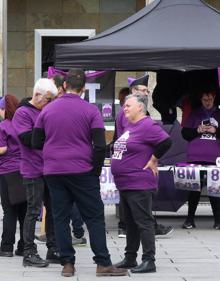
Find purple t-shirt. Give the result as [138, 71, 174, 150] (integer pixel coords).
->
[111, 117, 169, 190]
[34, 93, 104, 175]
[0, 119, 20, 174]
[115, 106, 128, 138]
[184, 107, 220, 163]
[12, 105, 43, 178]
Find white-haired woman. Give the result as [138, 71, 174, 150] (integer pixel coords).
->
[111, 93, 171, 273]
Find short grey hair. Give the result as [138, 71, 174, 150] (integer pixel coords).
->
[125, 93, 148, 114]
[33, 78, 58, 97]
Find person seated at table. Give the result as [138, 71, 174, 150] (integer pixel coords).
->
[181, 89, 220, 230]
[112, 93, 171, 273]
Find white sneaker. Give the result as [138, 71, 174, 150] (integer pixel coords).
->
[118, 229, 126, 238]
[72, 236, 87, 246]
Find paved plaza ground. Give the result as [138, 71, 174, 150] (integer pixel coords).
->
[0, 205, 219, 281]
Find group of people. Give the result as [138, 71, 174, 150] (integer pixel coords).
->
[0, 67, 219, 278]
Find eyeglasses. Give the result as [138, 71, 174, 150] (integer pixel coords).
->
[135, 87, 150, 94]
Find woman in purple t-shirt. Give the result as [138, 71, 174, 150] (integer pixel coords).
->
[111, 93, 171, 273]
[0, 95, 27, 257]
[181, 90, 220, 230]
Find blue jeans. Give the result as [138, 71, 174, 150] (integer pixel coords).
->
[71, 203, 84, 238]
[45, 173, 111, 266]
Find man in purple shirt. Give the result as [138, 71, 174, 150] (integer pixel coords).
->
[12, 78, 59, 267]
[32, 69, 127, 277]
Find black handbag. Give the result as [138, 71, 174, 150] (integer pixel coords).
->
[4, 171, 26, 205]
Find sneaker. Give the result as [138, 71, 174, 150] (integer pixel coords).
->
[35, 234, 46, 243]
[15, 248, 24, 256]
[23, 253, 49, 267]
[155, 224, 174, 238]
[72, 236, 87, 246]
[0, 250, 13, 257]
[213, 222, 220, 230]
[46, 249, 60, 264]
[182, 219, 196, 229]
[118, 228, 126, 238]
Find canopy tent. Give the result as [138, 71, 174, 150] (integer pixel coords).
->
[55, 0, 220, 71]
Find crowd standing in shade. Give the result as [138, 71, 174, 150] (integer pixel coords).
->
[32, 69, 128, 277]
[0, 95, 27, 257]
[181, 89, 220, 230]
[12, 78, 60, 267]
[115, 74, 174, 238]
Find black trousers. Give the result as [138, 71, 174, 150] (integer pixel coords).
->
[187, 191, 220, 223]
[0, 175, 27, 252]
[45, 173, 111, 266]
[120, 189, 156, 262]
[23, 177, 56, 256]
[187, 171, 220, 223]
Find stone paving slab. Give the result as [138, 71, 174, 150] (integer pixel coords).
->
[0, 206, 220, 280]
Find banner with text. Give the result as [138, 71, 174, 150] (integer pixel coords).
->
[174, 166, 201, 191]
[207, 167, 220, 197]
[99, 167, 119, 204]
[48, 67, 116, 121]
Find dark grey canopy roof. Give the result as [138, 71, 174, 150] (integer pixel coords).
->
[55, 0, 220, 71]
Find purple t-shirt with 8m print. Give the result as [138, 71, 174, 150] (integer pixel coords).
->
[111, 117, 169, 190]
[34, 93, 105, 175]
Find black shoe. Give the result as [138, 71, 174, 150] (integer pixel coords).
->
[182, 219, 196, 229]
[131, 260, 156, 273]
[118, 228, 126, 238]
[0, 250, 13, 257]
[23, 253, 49, 267]
[155, 224, 174, 238]
[213, 222, 220, 230]
[114, 258, 137, 269]
[35, 234, 47, 243]
[46, 249, 60, 264]
[15, 249, 24, 256]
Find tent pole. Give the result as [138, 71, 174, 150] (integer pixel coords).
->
[146, 0, 154, 5]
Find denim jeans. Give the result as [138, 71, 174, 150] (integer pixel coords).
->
[23, 177, 56, 256]
[46, 173, 111, 266]
[71, 203, 84, 238]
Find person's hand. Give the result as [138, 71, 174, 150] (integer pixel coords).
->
[204, 125, 216, 134]
[197, 125, 207, 134]
[143, 155, 158, 176]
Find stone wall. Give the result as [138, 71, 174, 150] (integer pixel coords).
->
[5, 0, 220, 99]
[7, 0, 145, 99]
[0, 0, 6, 97]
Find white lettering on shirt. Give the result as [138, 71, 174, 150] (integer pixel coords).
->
[112, 131, 130, 160]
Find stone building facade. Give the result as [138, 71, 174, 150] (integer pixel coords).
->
[5, 0, 145, 99]
[0, 0, 219, 98]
